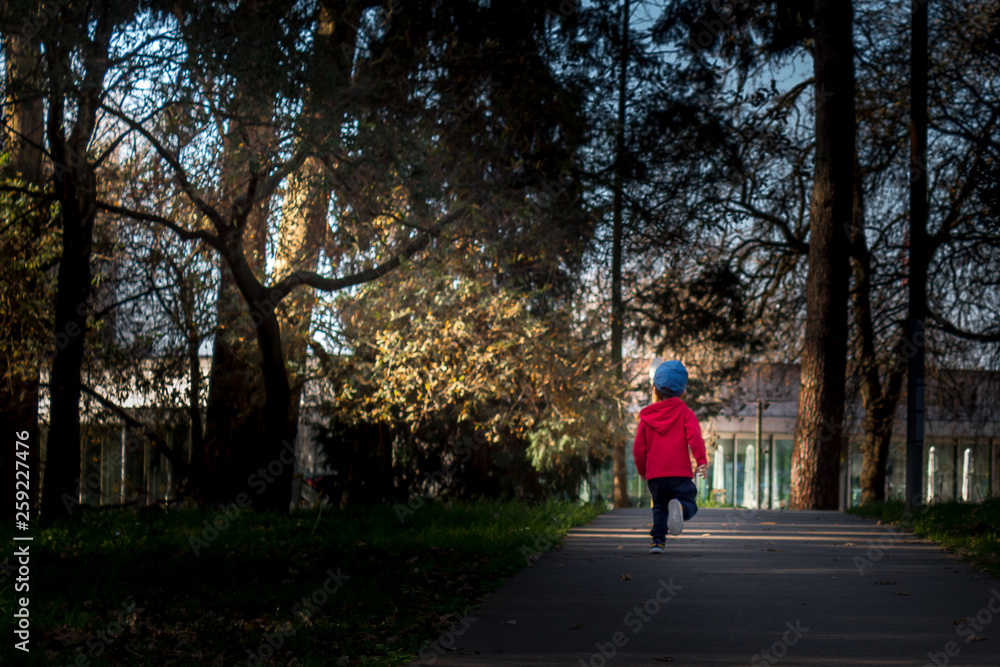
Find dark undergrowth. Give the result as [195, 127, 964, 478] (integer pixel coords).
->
[0, 499, 602, 666]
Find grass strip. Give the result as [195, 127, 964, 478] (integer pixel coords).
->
[0, 498, 603, 666]
[848, 497, 1000, 579]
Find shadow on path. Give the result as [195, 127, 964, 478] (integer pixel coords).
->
[416, 508, 1000, 666]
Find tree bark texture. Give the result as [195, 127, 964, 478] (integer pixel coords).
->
[273, 1, 358, 423]
[39, 22, 113, 519]
[199, 86, 275, 505]
[611, 0, 630, 509]
[274, 157, 328, 424]
[905, 0, 929, 509]
[849, 163, 905, 503]
[790, 0, 855, 510]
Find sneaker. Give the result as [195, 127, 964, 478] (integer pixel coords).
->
[649, 540, 665, 554]
[667, 499, 684, 536]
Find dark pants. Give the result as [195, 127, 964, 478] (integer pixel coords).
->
[648, 476, 699, 542]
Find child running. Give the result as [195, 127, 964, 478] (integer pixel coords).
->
[633, 360, 708, 554]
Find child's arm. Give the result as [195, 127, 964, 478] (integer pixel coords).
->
[632, 420, 648, 479]
[684, 409, 708, 474]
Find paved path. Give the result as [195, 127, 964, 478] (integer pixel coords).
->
[416, 508, 1000, 666]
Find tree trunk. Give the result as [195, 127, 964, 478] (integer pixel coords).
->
[848, 161, 905, 503]
[199, 1, 359, 511]
[199, 82, 274, 505]
[274, 157, 328, 423]
[905, 0, 929, 509]
[790, 0, 855, 510]
[611, 0, 630, 509]
[181, 275, 205, 489]
[39, 24, 113, 519]
[2, 34, 45, 182]
[1, 34, 44, 524]
[857, 369, 904, 503]
[200, 260, 267, 502]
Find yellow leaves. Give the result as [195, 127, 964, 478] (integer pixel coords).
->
[327, 266, 630, 464]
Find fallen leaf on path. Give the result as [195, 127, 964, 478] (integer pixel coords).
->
[619, 574, 632, 581]
[965, 635, 987, 642]
[654, 657, 674, 662]
[501, 620, 517, 625]
[571, 624, 586, 630]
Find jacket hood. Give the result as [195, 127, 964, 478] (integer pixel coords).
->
[639, 398, 687, 436]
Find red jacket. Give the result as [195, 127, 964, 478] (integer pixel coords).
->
[633, 398, 708, 479]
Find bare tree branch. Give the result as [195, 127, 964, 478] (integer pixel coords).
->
[65, 383, 192, 475]
[99, 102, 229, 232]
[270, 208, 462, 300]
[96, 199, 221, 250]
[930, 310, 1000, 343]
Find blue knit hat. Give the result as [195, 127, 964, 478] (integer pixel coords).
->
[653, 360, 688, 394]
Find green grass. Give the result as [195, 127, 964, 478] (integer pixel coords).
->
[849, 497, 1000, 578]
[0, 499, 603, 666]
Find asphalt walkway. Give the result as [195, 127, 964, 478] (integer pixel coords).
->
[415, 508, 1000, 666]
